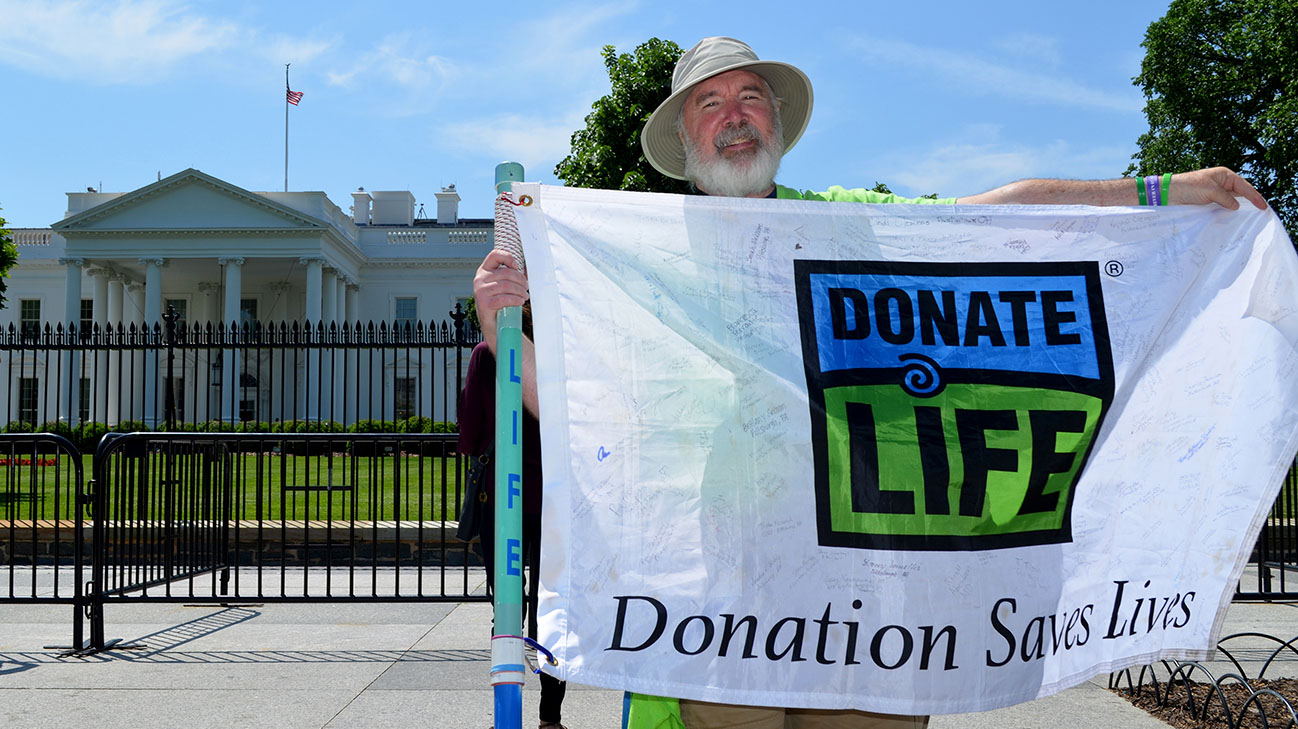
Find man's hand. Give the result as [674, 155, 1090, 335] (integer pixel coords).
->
[957, 166, 1269, 209]
[472, 249, 529, 352]
[471, 249, 540, 415]
[1167, 167, 1267, 210]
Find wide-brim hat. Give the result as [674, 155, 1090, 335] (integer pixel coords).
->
[642, 36, 814, 181]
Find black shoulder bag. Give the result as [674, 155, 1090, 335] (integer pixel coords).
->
[456, 450, 491, 542]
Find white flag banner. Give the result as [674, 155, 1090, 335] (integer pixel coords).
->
[513, 183, 1298, 715]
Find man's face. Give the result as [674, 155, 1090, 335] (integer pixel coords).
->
[679, 69, 783, 197]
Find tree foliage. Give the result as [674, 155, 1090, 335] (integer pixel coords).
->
[554, 38, 691, 194]
[1131, 0, 1297, 237]
[0, 208, 17, 310]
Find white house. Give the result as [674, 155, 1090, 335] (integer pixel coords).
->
[3, 168, 493, 428]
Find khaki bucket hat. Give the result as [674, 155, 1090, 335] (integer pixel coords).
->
[642, 36, 814, 181]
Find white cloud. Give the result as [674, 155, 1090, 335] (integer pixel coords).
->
[323, 32, 460, 116]
[991, 32, 1064, 67]
[848, 35, 1141, 113]
[509, 2, 638, 90]
[880, 126, 1133, 198]
[0, 0, 241, 84]
[326, 33, 456, 90]
[438, 111, 587, 172]
[257, 34, 337, 67]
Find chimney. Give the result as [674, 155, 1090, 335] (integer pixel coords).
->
[370, 191, 415, 226]
[351, 188, 371, 225]
[435, 184, 460, 224]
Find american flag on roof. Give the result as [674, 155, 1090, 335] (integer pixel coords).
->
[286, 87, 303, 105]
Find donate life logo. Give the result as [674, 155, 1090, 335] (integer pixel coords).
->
[794, 261, 1115, 551]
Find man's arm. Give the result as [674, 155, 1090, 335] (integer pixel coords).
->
[956, 166, 1268, 210]
[472, 249, 539, 416]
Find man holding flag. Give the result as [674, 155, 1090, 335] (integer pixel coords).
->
[472, 36, 1272, 729]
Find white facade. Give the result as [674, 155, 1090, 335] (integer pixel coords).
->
[3, 168, 491, 427]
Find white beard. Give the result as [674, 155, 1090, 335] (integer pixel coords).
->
[683, 117, 784, 198]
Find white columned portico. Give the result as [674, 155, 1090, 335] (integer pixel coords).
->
[197, 282, 219, 329]
[322, 268, 338, 324]
[336, 278, 348, 326]
[107, 276, 124, 330]
[220, 258, 244, 329]
[141, 258, 165, 327]
[60, 258, 84, 330]
[301, 257, 324, 421]
[89, 268, 110, 422]
[219, 258, 245, 423]
[106, 276, 124, 425]
[267, 281, 294, 423]
[58, 258, 84, 425]
[90, 268, 109, 332]
[125, 283, 146, 423]
[194, 282, 218, 422]
[302, 258, 323, 324]
[334, 276, 348, 422]
[345, 285, 359, 326]
[126, 283, 145, 327]
[344, 283, 360, 422]
[320, 268, 338, 420]
[140, 257, 166, 426]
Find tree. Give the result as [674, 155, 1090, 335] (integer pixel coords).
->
[0, 208, 17, 310]
[554, 38, 692, 194]
[464, 296, 479, 332]
[1130, 0, 1297, 238]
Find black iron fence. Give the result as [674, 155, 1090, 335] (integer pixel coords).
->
[1237, 461, 1298, 600]
[0, 309, 478, 439]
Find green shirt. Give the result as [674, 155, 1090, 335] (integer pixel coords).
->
[776, 184, 956, 205]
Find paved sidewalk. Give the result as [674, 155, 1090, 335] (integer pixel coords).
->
[2, 581, 1294, 728]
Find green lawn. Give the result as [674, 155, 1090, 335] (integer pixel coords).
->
[1, 450, 469, 522]
[5, 451, 1297, 524]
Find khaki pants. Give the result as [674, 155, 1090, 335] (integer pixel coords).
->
[679, 700, 930, 729]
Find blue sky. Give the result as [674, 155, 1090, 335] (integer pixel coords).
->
[0, 0, 1173, 228]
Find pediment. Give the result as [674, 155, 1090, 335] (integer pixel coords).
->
[54, 169, 327, 234]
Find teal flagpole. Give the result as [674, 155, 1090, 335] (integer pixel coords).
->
[491, 161, 527, 729]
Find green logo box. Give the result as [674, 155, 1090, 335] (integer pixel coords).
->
[795, 260, 1115, 551]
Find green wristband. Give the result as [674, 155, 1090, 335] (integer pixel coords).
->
[1137, 176, 1147, 206]
[1161, 173, 1172, 205]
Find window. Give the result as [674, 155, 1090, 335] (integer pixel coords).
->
[80, 299, 93, 339]
[394, 377, 416, 420]
[394, 297, 417, 334]
[79, 377, 91, 423]
[18, 377, 38, 424]
[19, 299, 40, 340]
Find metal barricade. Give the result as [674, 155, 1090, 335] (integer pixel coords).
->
[86, 432, 481, 651]
[0, 432, 88, 647]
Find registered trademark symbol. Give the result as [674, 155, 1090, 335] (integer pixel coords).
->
[1105, 260, 1124, 277]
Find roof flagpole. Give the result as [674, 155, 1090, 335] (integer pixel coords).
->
[284, 63, 290, 192]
